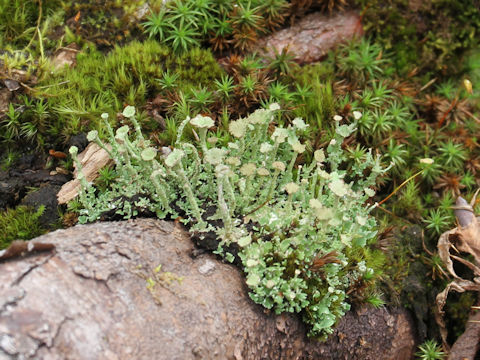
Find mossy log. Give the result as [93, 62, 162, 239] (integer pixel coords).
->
[0, 219, 416, 359]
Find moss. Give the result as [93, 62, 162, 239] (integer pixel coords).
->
[0, 149, 21, 171]
[0, 205, 46, 249]
[0, 0, 63, 49]
[391, 181, 423, 221]
[463, 48, 480, 107]
[38, 40, 224, 144]
[166, 48, 224, 93]
[356, 0, 480, 77]
[62, 0, 166, 48]
[290, 62, 336, 133]
[343, 243, 388, 304]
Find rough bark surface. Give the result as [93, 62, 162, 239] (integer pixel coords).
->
[448, 308, 480, 360]
[256, 11, 363, 64]
[0, 219, 416, 359]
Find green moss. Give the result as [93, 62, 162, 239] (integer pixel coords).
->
[463, 48, 480, 106]
[0, 0, 63, 49]
[38, 40, 223, 144]
[356, 0, 480, 76]
[0, 97, 51, 149]
[142, 0, 290, 53]
[290, 62, 336, 133]
[391, 181, 423, 220]
[336, 38, 392, 84]
[0, 149, 20, 171]
[343, 242, 388, 303]
[62, 0, 166, 47]
[0, 205, 46, 249]
[166, 48, 224, 93]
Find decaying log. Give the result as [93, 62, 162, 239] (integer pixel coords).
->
[256, 11, 363, 64]
[0, 219, 416, 359]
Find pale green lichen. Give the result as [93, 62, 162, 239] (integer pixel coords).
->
[70, 103, 388, 338]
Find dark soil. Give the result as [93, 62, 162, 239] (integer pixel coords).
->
[0, 133, 88, 228]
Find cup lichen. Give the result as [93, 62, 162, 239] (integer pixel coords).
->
[70, 104, 388, 338]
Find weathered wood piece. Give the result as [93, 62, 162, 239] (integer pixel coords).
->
[0, 219, 416, 359]
[256, 11, 363, 64]
[57, 142, 112, 204]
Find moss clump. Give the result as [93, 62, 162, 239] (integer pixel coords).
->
[356, 0, 480, 77]
[290, 62, 336, 134]
[143, 0, 292, 53]
[37, 40, 223, 144]
[0, 205, 46, 249]
[0, 0, 64, 49]
[168, 48, 225, 92]
[63, 0, 158, 47]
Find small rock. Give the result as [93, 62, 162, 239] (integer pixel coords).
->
[51, 43, 79, 70]
[21, 184, 61, 226]
[54, 167, 70, 176]
[3, 79, 20, 91]
[198, 259, 216, 275]
[0, 175, 23, 209]
[0, 334, 17, 355]
[67, 133, 88, 154]
[133, 3, 150, 21]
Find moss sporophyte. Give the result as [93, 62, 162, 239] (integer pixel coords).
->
[69, 104, 389, 338]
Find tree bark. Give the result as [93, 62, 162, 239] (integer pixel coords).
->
[256, 11, 364, 64]
[0, 219, 416, 359]
[448, 308, 480, 360]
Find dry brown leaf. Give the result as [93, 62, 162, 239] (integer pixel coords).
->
[435, 278, 480, 350]
[436, 193, 480, 348]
